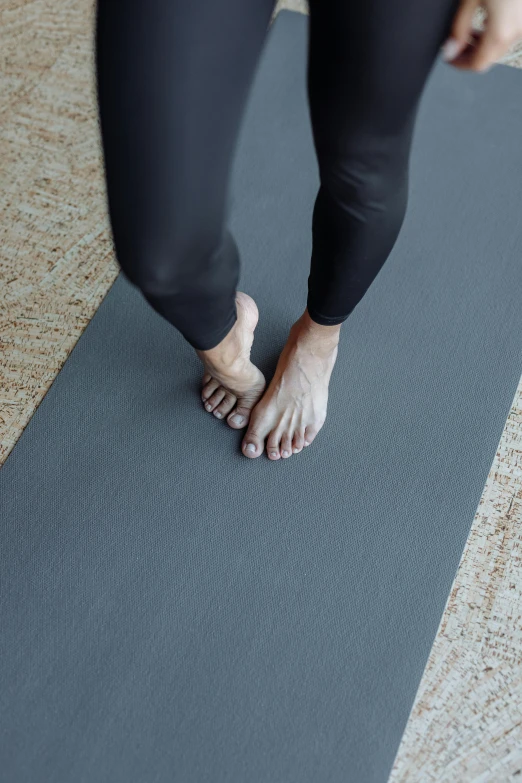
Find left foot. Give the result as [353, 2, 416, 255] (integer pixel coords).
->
[242, 311, 341, 460]
[197, 291, 266, 428]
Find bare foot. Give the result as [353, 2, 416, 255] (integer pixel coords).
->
[197, 292, 265, 428]
[241, 311, 341, 460]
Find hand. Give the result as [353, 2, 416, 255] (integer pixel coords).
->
[443, 0, 522, 71]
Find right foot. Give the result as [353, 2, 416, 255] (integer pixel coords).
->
[241, 310, 340, 460]
[197, 291, 266, 429]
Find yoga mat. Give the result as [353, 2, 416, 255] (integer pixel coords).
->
[1, 11, 522, 783]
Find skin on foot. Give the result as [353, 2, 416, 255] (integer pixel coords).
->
[242, 311, 341, 460]
[197, 291, 265, 429]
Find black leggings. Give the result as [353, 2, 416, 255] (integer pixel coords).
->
[95, 0, 458, 351]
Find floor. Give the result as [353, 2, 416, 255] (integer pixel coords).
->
[1, 0, 521, 779]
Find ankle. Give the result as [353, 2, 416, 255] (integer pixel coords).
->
[293, 310, 341, 346]
[197, 323, 248, 375]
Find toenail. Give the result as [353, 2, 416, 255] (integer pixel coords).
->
[270, 451, 278, 457]
[304, 441, 310, 446]
[230, 414, 245, 426]
[245, 443, 256, 453]
[214, 412, 222, 418]
[282, 450, 289, 458]
[205, 403, 212, 411]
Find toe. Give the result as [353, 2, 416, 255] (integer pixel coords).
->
[205, 387, 226, 413]
[242, 429, 264, 458]
[292, 430, 305, 453]
[242, 440, 262, 458]
[242, 412, 268, 458]
[214, 392, 237, 419]
[280, 432, 293, 459]
[266, 430, 281, 461]
[227, 404, 253, 430]
[304, 425, 318, 446]
[242, 405, 274, 459]
[202, 378, 220, 402]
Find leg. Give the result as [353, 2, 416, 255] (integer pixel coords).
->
[306, 0, 459, 325]
[242, 0, 459, 460]
[95, 0, 273, 424]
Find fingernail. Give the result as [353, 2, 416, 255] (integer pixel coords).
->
[231, 414, 245, 426]
[245, 443, 256, 453]
[442, 38, 461, 62]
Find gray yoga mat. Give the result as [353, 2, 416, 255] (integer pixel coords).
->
[2, 10, 522, 783]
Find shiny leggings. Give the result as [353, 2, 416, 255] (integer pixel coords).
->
[95, 0, 458, 350]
